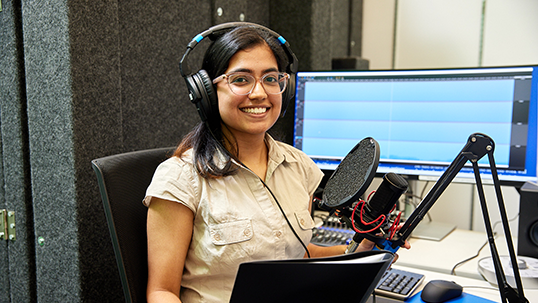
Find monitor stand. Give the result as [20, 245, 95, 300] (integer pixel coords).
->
[410, 221, 456, 241]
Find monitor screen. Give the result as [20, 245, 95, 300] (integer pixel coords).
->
[293, 66, 538, 185]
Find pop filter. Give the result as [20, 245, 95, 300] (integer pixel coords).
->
[321, 137, 380, 209]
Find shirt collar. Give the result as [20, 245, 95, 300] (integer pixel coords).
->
[214, 134, 297, 178]
[265, 134, 297, 181]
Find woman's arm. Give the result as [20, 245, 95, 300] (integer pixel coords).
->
[147, 197, 194, 303]
[305, 195, 375, 258]
[305, 238, 375, 258]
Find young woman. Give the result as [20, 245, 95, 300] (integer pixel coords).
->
[144, 23, 382, 303]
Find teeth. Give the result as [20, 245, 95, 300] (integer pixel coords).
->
[242, 107, 267, 114]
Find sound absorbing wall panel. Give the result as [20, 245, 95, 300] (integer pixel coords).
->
[1, 0, 361, 301]
[0, 1, 35, 302]
[19, 1, 210, 301]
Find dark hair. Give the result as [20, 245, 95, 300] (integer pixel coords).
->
[174, 25, 289, 179]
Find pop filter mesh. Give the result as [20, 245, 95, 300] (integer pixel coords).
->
[323, 137, 380, 208]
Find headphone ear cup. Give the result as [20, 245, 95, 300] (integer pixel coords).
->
[281, 73, 296, 117]
[188, 69, 218, 122]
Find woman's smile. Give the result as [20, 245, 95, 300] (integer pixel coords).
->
[241, 107, 269, 114]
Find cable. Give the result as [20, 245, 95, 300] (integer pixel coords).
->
[262, 180, 311, 258]
[419, 181, 433, 222]
[401, 181, 432, 222]
[351, 200, 386, 233]
[207, 123, 311, 258]
[451, 238, 490, 275]
[235, 154, 312, 258]
[449, 213, 519, 275]
[402, 193, 420, 208]
[388, 211, 402, 240]
[463, 285, 499, 292]
[492, 212, 519, 235]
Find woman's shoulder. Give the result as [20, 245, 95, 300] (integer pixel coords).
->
[272, 140, 311, 162]
[155, 150, 195, 175]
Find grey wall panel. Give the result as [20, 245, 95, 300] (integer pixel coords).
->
[67, 1, 124, 301]
[70, 1, 212, 301]
[0, 1, 35, 302]
[270, 0, 314, 72]
[269, 0, 363, 144]
[2, 0, 362, 301]
[212, 0, 270, 25]
[21, 0, 213, 301]
[350, 0, 364, 57]
[22, 0, 82, 300]
[117, 1, 207, 152]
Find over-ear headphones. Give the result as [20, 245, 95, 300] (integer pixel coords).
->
[179, 22, 298, 124]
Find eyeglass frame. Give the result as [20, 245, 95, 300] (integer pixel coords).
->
[212, 72, 290, 96]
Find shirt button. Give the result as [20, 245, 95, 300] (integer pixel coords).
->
[213, 234, 221, 241]
[300, 218, 306, 225]
[244, 229, 251, 237]
[275, 231, 282, 238]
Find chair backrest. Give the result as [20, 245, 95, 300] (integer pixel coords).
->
[92, 147, 174, 303]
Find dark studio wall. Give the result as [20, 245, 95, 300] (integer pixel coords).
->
[0, 0, 363, 301]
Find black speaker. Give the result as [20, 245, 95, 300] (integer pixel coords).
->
[518, 182, 538, 258]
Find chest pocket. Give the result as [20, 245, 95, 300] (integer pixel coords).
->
[295, 210, 315, 230]
[209, 219, 253, 245]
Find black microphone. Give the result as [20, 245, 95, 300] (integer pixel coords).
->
[317, 137, 408, 253]
[352, 172, 408, 232]
[345, 172, 408, 253]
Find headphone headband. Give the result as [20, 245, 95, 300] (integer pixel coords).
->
[180, 22, 298, 77]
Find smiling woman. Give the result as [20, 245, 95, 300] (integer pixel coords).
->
[143, 22, 377, 303]
[215, 43, 284, 155]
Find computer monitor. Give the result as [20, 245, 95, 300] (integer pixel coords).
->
[293, 66, 538, 186]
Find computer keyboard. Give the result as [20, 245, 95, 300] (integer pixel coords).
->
[375, 267, 425, 300]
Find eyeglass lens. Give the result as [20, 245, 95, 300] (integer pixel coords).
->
[227, 73, 287, 95]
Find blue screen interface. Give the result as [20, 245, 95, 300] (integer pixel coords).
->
[294, 67, 538, 184]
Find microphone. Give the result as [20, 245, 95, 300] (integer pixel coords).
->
[345, 173, 408, 253]
[318, 137, 408, 253]
[320, 137, 380, 209]
[353, 172, 408, 232]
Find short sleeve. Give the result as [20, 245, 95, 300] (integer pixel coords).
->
[143, 156, 199, 214]
[302, 154, 324, 197]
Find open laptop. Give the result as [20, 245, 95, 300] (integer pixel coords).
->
[229, 250, 394, 303]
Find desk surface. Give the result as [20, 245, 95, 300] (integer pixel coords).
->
[368, 265, 538, 302]
[387, 265, 500, 302]
[397, 229, 492, 279]
[392, 228, 538, 302]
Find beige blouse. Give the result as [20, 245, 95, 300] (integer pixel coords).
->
[144, 135, 324, 303]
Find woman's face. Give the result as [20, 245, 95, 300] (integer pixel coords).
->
[215, 43, 282, 140]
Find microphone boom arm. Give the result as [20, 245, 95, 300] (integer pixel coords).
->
[393, 133, 528, 303]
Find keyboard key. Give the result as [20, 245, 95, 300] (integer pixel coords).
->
[375, 268, 425, 300]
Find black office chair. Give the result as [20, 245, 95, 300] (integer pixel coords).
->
[92, 147, 174, 303]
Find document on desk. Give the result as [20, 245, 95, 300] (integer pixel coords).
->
[230, 250, 394, 303]
[407, 291, 496, 303]
[312, 254, 389, 264]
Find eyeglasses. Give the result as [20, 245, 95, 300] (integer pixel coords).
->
[212, 72, 289, 96]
